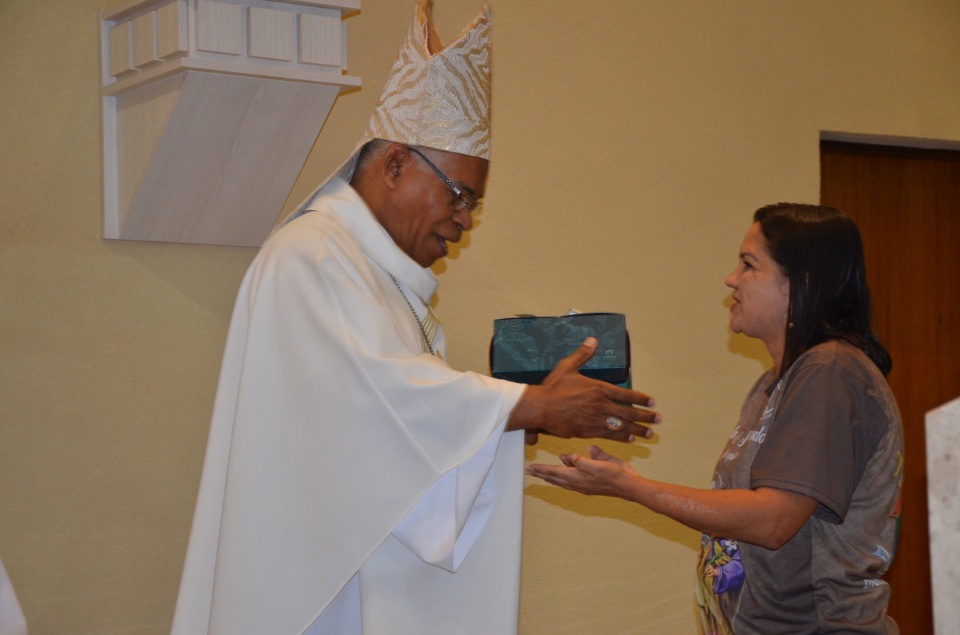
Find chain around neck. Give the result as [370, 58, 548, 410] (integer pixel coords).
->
[388, 273, 435, 356]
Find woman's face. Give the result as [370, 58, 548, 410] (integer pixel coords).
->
[725, 222, 791, 361]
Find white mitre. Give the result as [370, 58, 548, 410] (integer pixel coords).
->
[279, 0, 492, 228]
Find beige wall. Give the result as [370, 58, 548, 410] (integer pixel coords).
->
[1, 1, 958, 633]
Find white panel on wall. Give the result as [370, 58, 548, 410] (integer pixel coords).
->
[197, 0, 243, 55]
[248, 6, 293, 61]
[299, 12, 341, 67]
[132, 12, 158, 68]
[157, 1, 187, 59]
[926, 396, 960, 635]
[109, 22, 134, 77]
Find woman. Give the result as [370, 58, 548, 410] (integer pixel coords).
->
[527, 204, 904, 634]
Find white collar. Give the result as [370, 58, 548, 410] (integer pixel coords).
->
[308, 178, 439, 304]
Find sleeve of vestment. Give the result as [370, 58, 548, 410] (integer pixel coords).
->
[393, 417, 507, 572]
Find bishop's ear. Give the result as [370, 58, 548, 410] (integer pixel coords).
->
[381, 143, 410, 189]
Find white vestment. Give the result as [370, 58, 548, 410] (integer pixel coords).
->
[171, 178, 527, 635]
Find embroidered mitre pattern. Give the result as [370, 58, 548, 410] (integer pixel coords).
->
[365, 0, 492, 160]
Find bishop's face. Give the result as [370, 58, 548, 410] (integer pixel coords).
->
[384, 147, 487, 268]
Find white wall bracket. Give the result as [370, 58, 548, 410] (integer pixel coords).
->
[99, 0, 361, 246]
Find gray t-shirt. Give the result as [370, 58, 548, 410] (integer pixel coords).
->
[695, 341, 904, 634]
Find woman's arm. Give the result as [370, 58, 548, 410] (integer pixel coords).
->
[527, 445, 818, 550]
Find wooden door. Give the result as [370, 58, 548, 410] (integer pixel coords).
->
[821, 140, 960, 635]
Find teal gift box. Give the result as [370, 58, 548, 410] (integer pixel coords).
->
[489, 313, 630, 385]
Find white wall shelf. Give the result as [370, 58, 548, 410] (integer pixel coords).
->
[99, 0, 361, 246]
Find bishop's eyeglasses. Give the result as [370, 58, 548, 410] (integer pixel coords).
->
[405, 146, 482, 214]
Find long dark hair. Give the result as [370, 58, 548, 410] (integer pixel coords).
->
[754, 203, 892, 377]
